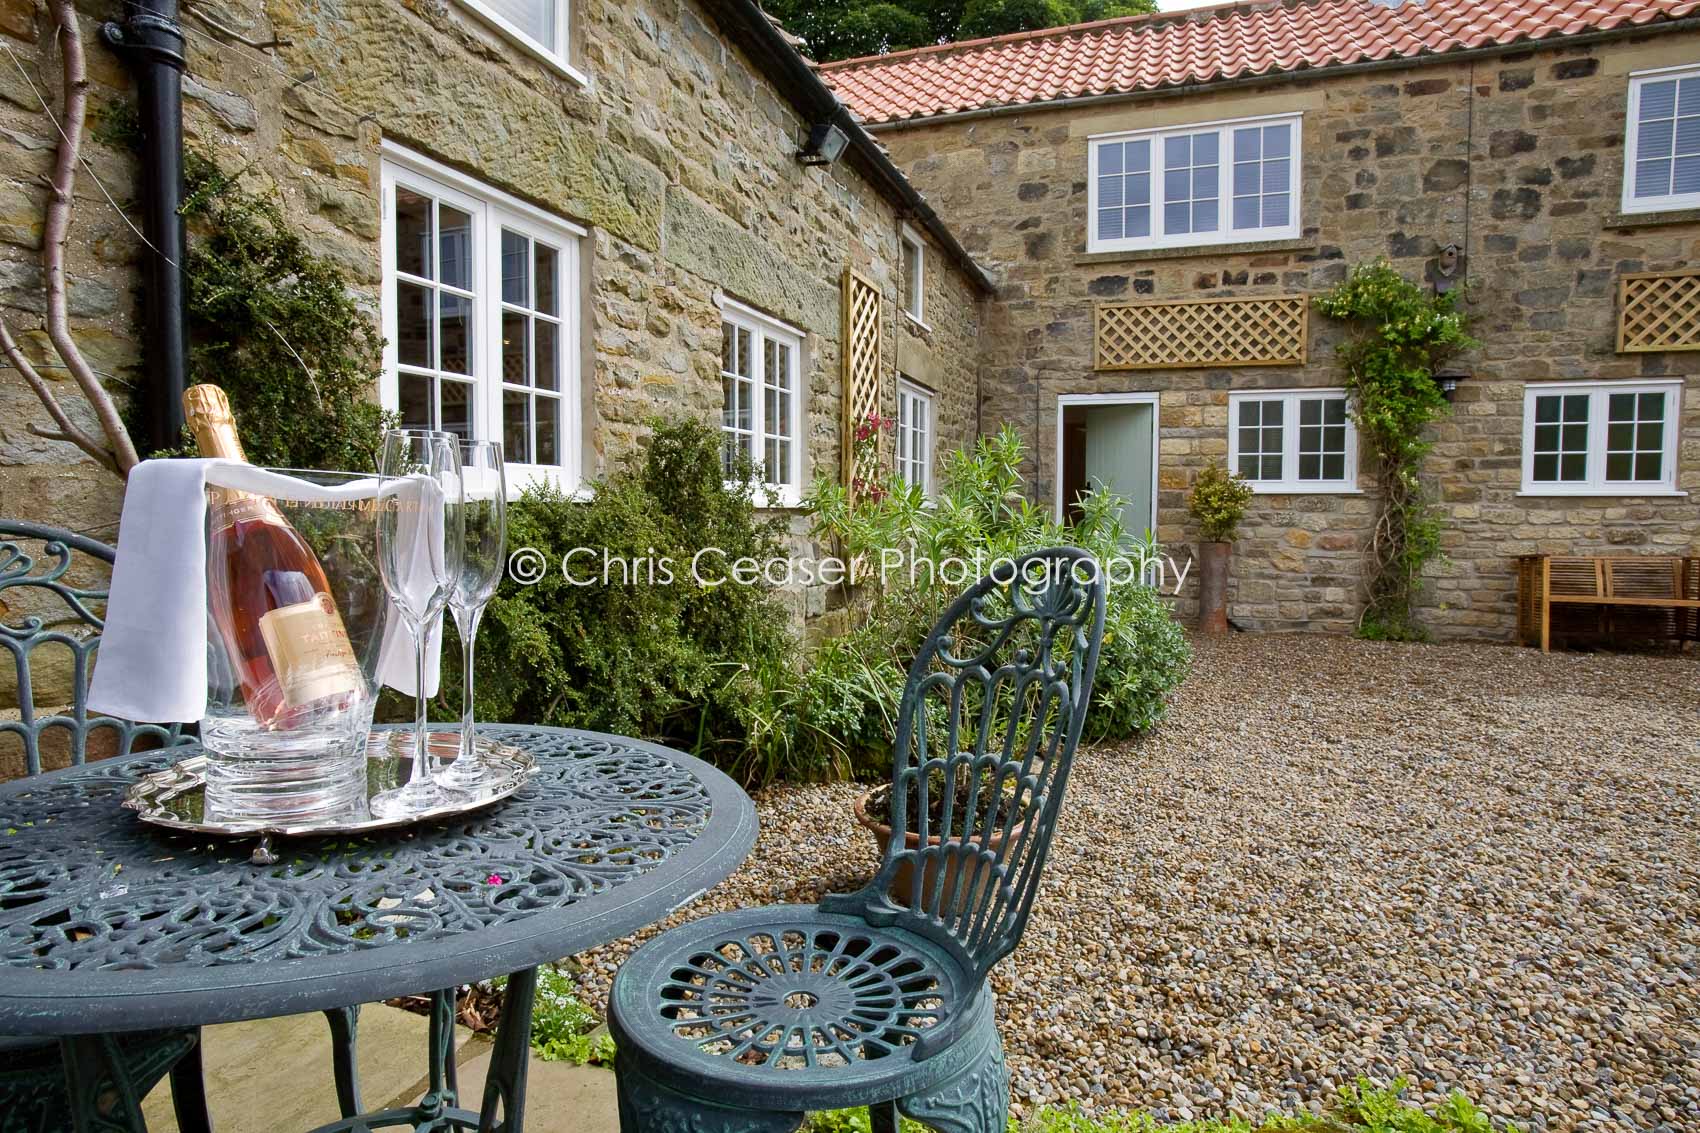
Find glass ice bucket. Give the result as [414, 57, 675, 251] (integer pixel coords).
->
[200, 468, 389, 825]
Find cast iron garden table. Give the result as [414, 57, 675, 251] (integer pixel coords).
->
[0, 724, 757, 1132]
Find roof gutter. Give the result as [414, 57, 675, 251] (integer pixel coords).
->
[703, 0, 997, 296]
[856, 17, 1700, 133]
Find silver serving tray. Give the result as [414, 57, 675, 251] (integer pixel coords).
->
[124, 732, 536, 863]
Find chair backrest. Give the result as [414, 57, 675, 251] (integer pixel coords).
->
[0, 521, 188, 776]
[822, 546, 1107, 985]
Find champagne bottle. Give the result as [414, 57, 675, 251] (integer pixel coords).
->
[184, 384, 361, 729]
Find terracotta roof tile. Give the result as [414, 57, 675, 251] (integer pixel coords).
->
[819, 0, 1700, 124]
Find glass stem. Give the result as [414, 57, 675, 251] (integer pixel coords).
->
[459, 605, 483, 762]
[412, 620, 431, 786]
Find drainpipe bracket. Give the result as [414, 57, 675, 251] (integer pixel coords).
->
[101, 13, 187, 72]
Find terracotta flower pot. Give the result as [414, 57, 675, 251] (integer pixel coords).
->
[1196, 539, 1232, 634]
[853, 787, 1024, 911]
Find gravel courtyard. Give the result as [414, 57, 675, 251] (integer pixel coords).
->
[573, 634, 1699, 1132]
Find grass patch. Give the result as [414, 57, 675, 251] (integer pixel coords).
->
[803, 1079, 1518, 1133]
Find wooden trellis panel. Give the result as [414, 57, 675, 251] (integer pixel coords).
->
[1618, 269, 1700, 353]
[1095, 294, 1308, 370]
[841, 268, 883, 488]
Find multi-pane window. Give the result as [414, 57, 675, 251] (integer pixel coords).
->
[1162, 131, 1220, 236]
[499, 230, 565, 466]
[1090, 114, 1302, 252]
[897, 379, 933, 493]
[901, 228, 926, 324]
[381, 146, 583, 489]
[459, 0, 574, 70]
[1624, 65, 1700, 213]
[1227, 390, 1358, 492]
[1521, 381, 1682, 494]
[1232, 122, 1293, 231]
[720, 299, 802, 505]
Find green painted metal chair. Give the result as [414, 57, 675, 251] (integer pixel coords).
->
[0, 520, 211, 1130]
[609, 547, 1108, 1133]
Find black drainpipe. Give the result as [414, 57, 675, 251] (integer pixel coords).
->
[102, 0, 188, 452]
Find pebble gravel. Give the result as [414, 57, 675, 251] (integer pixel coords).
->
[572, 634, 1699, 1132]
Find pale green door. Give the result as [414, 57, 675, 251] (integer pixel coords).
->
[1073, 401, 1155, 538]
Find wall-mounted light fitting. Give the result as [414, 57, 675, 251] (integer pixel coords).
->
[1434, 368, 1471, 401]
[797, 122, 849, 167]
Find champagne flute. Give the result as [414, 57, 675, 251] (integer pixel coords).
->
[437, 440, 507, 789]
[372, 429, 465, 818]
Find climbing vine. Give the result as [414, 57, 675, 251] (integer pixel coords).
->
[1314, 260, 1474, 641]
[172, 149, 393, 469]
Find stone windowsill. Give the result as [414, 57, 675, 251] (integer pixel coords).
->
[1601, 207, 1700, 231]
[1075, 237, 1318, 267]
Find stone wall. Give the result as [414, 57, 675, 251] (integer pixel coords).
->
[876, 28, 1700, 640]
[0, 0, 984, 574]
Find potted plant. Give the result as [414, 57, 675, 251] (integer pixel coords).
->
[853, 767, 1025, 910]
[1187, 461, 1254, 634]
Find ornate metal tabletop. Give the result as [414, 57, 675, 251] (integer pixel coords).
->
[0, 725, 757, 1037]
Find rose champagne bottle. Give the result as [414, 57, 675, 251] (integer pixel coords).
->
[184, 384, 361, 729]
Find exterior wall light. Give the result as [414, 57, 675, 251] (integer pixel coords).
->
[798, 122, 849, 166]
[1435, 369, 1471, 401]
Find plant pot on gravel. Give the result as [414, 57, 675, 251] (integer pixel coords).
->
[853, 772, 1025, 912]
[1187, 461, 1254, 635]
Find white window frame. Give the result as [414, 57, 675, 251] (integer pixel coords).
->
[1622, 63, 1700, 214]
[900, 226, 927, 327]
[1519, 380, 1685, 497]
[1227, 388, 1360, 494]
[1088, 112, 1303, 254]
[454, 0, 586, 85]
[717, 294, 805, 508]
[896, 378, 933, 495]
[378, 142, 586, 495]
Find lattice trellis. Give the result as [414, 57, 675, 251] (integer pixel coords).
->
[841, 268, 883, 489]
[1618, 270, 1700, 353]
[1096, 294, 1308, 370]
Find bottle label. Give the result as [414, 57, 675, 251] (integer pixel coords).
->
[257, 593, 362, 708]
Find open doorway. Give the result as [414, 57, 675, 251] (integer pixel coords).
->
[1055, 393, 1158, 538]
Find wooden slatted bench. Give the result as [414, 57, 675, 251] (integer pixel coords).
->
[1517, 554, 1700, 652]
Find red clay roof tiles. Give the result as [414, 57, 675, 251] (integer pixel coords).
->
[819, 0, 1700, 125]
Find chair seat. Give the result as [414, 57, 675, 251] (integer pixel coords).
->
[609, 905, 994, 1113]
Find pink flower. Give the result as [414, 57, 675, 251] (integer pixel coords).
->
[486, 873, 504, 886]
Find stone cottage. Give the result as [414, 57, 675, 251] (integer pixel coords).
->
[0, 0, 987, 596]
[824, 0, 1700, 638]
[2, 0, 1698, 643]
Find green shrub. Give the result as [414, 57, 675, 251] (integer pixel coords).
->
[795, 426, 1190, 775]
[1187, 462, 1254, 543]
[453, 417, 801, 784]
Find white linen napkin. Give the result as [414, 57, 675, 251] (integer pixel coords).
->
[88, 459, 445, 724]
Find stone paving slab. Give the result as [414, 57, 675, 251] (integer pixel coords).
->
[139, 1005, 488, 1131]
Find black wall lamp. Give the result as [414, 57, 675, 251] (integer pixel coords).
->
[797, 122, 849, 166]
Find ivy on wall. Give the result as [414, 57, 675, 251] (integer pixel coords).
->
[175, 150, 392, 469]
[1314, 260, 1474, 642]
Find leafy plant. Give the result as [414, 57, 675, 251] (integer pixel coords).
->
[492, 966, 617, 1066]
[803, 1078, 1520, 1133]
[1314, 261, 1474, 641]
[454, 417, 801, 785]
[172, 149, 394, 471]
[1187, 462, 1254, 543]
[796, 426, 1190, 775]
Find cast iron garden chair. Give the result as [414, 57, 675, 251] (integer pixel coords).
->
[0, 520, 209, 1130]
[609, 546, 1108, 1133]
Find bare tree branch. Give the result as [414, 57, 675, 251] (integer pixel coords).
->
[35, 0, 139, 476]
[0, 313, 121, 473]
